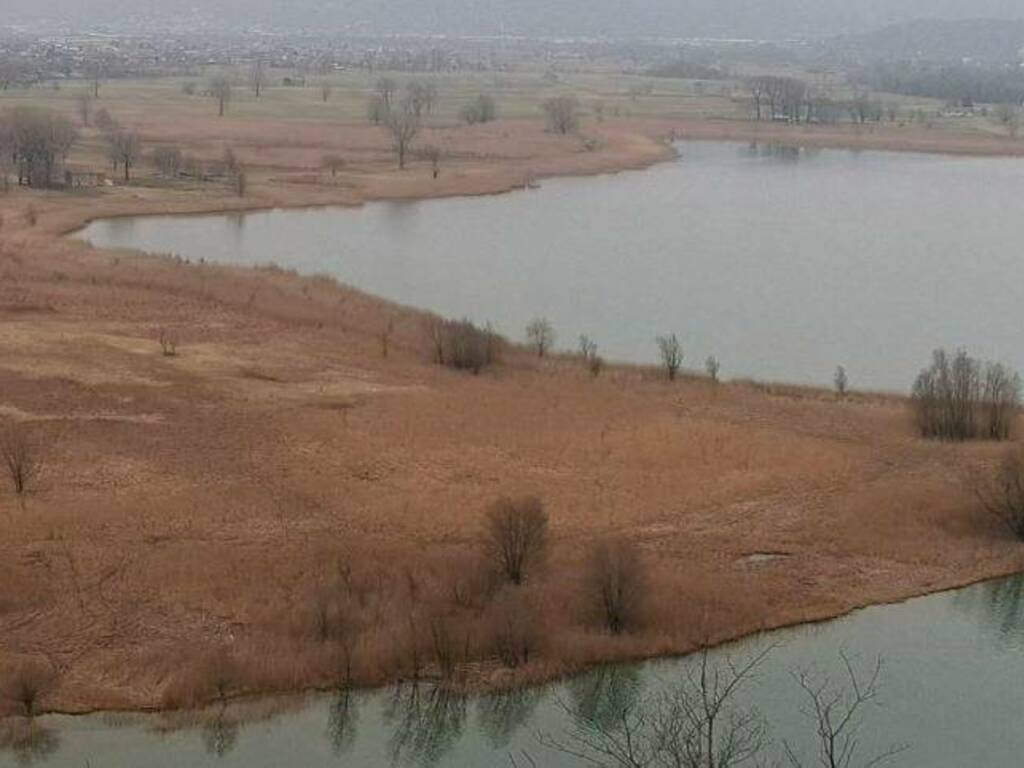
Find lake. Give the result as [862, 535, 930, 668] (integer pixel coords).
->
[5, 575, 1024, 767]
[77, 140, 1024, 391]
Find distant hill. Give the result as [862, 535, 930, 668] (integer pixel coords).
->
[830, 18, 1024, 64]
[5, 0, 1024, 40]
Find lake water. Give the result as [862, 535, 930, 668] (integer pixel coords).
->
[5, 575, 1024, 767]
[78, 141, 1024, 391]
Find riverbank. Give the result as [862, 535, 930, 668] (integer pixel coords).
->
[1, 117, 1023, 716]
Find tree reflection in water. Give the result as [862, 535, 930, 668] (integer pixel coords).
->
[954, 574, 1024, 639]
[200, 707, 241, 759]
[326, 689, 360, 756]
[0, 719, 60, 767]
[476, 687, 544, 749]
[564, 665, 643, 732]
[384, 683, 467, 767]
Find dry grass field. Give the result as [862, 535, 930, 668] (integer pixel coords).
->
[0, 74, 1023, 715]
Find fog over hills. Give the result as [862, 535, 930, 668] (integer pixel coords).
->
[6, 0, 1024, 39]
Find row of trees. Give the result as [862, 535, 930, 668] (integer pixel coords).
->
[747, 76, 891, 125]
[0, 108, 77, 188]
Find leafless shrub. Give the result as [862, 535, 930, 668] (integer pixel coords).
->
[322, 154, 345, 177]
[834, 365, 848, 399]
[483, 496, 548, 586]
[975, 447, 1024, 539]
[460, 93, 497, 125]
[0, 422, 43, 496]
[152, 145, 183, 178]
[487, 587, 540, 669]
[427, 610, 466, 681]
[912, 349, 1020, 441]
[406, 81, 438, 118]
[158, 327, 178, 357]
[656, 334, 683, 381]
[542, 95, 581, 134]
[706, 355, 721, 384]
[94, 107, 115, 133]
[586, 538, 646, 635]
[427, 317, 500, 374]
[194, 648, 241, 705]
[983, 362, 1020, 440]
[419, 144, 442, 179]
[2, 661, 57, 717]
[579, 336, 604, 377]
[526, 318, 556, 358]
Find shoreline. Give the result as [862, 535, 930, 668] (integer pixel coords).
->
[1, 116, 1023, 718]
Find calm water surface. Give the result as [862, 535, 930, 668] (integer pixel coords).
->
[78, 141, 1024, 391]
[5, 576, 1024, 767]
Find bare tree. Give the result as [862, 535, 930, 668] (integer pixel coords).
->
[152, 145, 183, 178]
[85, 57, 105, 98]
[375, 77, 398, 112]
[2, 661, 57, 717]
[385, 98, 421, 169]
[250, 59, 267, 98]
[210, 77, 232, 117]
[542, 96, 581, 134]
[995, 103, 1020, 139]
[483, 496, 548, 585]
[657, 334, 684, 381]
[107, 129, 142, 182]
[975, 447, 1024, 539]
[76, 91, 93, 127]
[784, 655, 907, 768]
[542, 646, 772, 768]
[834, 366, 848, 399]
[406, 81, 438, 118]
[367, 95, 388, 125]
[579, 335, 598, 362]
[912, 349, 1019, 441]
[419, 145, 442, 178]
[0, 422, 44, 496]
[460, 93, 497, 125]
[587, 538, 646, 635]
[2, 107, 78, 188]
[706, 356, 721, 384]
[526, 318, 556, 358]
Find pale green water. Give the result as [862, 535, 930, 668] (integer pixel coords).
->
[4, 576, 1024, 767]
[79, 141, 1024, 391]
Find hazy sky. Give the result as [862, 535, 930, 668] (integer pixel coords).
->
[6, 0, 1024, 38]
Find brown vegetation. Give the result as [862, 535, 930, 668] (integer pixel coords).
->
[0, 98, 1021, 715]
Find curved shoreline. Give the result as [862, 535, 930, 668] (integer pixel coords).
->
[1, 117, 1023, 719]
